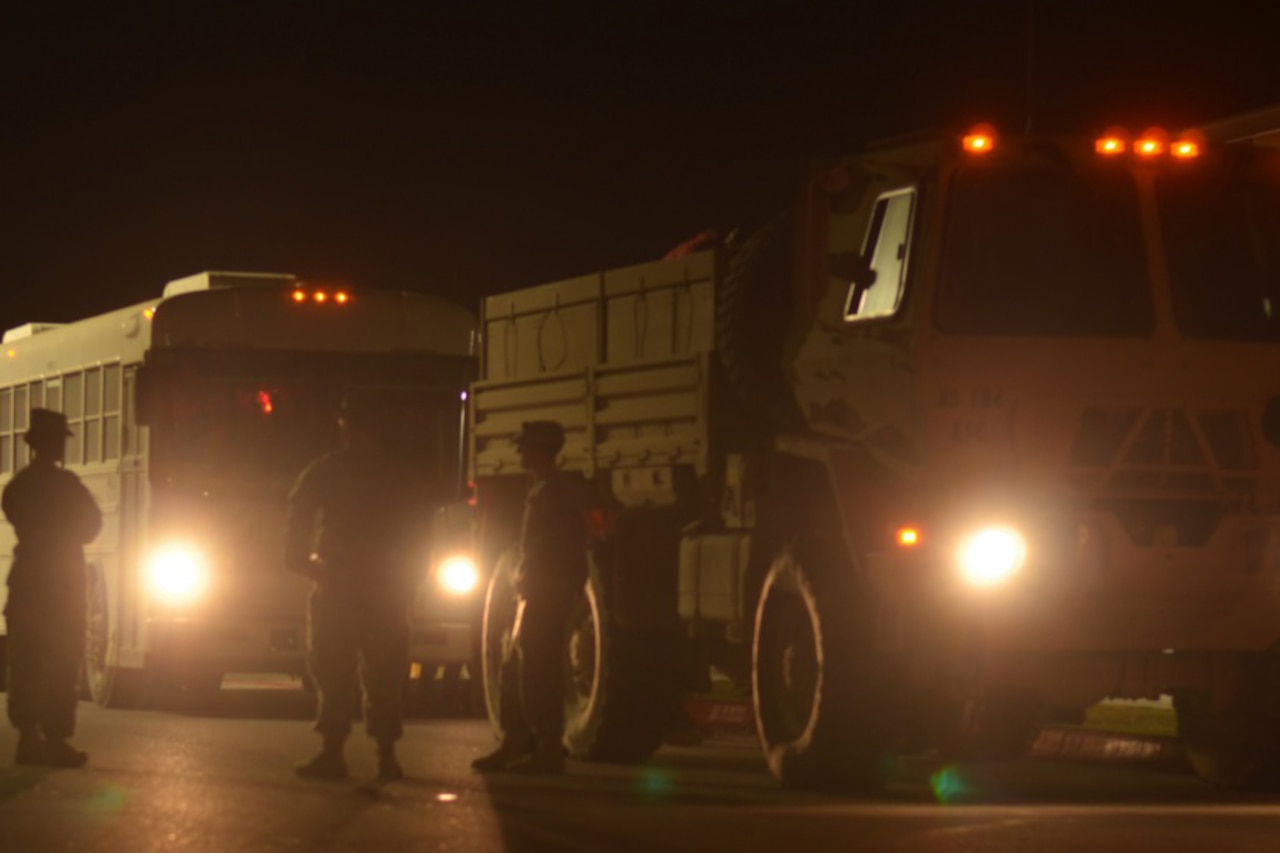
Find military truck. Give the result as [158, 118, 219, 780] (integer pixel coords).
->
[469, 121, 1280, 791]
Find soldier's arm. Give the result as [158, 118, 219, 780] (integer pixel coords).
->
[284, 458, 327, 579]
[71, 477, 103, 545]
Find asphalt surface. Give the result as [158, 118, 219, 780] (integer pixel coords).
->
[2, 684, 1280, 852]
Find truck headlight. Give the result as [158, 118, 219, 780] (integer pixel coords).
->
[957, 526, 1027, 588]
[145, 543, 210, 606]
[437, 554, 479, 596]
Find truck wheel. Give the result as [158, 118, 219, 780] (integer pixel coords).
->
[479, 548, 520, 739]
[716, 214, 800, 429]
[753, 546, 894, 792]
[83, 568, 143, 709]
[563, 565, 680, 763]
[1174, 690, 1280, 790]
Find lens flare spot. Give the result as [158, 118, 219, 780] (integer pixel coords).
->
[929, 765, 970, 804]
[84, 784, 131, 816]
[639, 767, 671, 797]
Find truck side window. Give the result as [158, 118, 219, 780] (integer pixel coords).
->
[844, 188, 915, 321]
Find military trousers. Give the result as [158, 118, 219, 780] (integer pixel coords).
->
[5, 603, 84, 741]
[499, 594, 574, 746]
[308, 591, 410, 744]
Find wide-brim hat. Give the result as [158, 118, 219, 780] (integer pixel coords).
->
[514, 420, 564, 453]
[25, 408, 72, 444]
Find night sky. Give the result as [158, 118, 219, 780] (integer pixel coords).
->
[3, 1, 1279, 332]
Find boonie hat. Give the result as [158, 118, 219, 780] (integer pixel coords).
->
[25, 408, 72, 445]
[514, 421, 564, 454]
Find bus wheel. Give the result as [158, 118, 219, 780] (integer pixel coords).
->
[1174, 689, 1280, 790]
[83, 568, 142, 708]
[753, 546, 894, 793]
[479, 548, 520, 740]
[562, 565, 680, 764]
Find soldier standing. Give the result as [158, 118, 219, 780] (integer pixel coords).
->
[472, 420, 586, 775]
[285, 392, 427, 782]
[3, 408, 102, 768]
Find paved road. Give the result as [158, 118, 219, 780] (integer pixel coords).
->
[2, 686, 1279, 852]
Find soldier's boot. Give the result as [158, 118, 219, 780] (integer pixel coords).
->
[38, 739, 89, 769]
[376, 741, 403, 782]
[295, 735, 348, 780]
[14, 730, 45, 766]
[504, 739, 565, 776]
[470, 732, 532, 772]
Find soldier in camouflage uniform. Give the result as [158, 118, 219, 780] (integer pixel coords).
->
[472, 420, 586, 775]
[285, 392, 427, 782]
[3, 408, 101, 768]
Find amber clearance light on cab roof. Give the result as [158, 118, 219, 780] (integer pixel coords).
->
[961, 123, 997, 155]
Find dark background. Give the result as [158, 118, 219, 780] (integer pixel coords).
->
[3, 0, 1279, 329]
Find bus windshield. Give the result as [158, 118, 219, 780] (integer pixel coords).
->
[1157, 152, 1280, 342]
[937, 161, 1153, 336]
[146, 350, 467, 500]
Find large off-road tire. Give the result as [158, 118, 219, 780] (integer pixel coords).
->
[563, 565, 682, 763]
[753, 545, 896, 793]
[1174, 688, 1280, 790]
[479, 548, 681, 762]
[716, 215, 800, 430]
[83, 567, 144, 709]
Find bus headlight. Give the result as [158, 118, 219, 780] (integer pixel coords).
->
[145, 544, 211, 606]
[957, 526, 1027, 588]
[436, 554, 480, 596]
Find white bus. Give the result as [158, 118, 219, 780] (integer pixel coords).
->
[0, 272, 480, 708]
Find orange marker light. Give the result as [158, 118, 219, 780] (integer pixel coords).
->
[1135, 127, 1169, 159]
[6, 349, 15, 359]
[962, 124, 997, 155]
[1095, 126, 1130, 157]
[292, 290, 306, 303]
[314, 291, 328, 303]
[335, 291, 349, 304]
[256, 390, 274, 415]
[1095, 137, 1126, 155]
[143, 306, 157, 320]
[1170, 131, 1204, 161]
[896, 527, 921, 548]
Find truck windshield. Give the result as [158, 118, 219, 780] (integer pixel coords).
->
[147, 351, 466, 500]
[1158, 153, 1280, 342]
[937, 162, 1153, 335]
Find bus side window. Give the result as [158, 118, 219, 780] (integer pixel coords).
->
[85, 366, 102, 464]
[64, 372, 83, 467]
[104, 364, 121, 461]
[0, 387, 11, 475]
[14, 385, 28, 469]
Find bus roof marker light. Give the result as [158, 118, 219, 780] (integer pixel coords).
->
[1135, 127, 1169, 159]
[335, 291, 349, 304]
[291, 290, 307, 304]
[1095, 126, 1129, 156]
[1171, 130, 1205, 161]
[314, 291, 328, 304]
[961, 123, 997, 155]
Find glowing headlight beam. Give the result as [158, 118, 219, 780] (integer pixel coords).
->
[437, 555, 479, 596]
[145, 544, 210, 606]
[957, 526, 1027, 588]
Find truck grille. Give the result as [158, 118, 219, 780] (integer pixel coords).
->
[1068, 407, 1257, 498]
